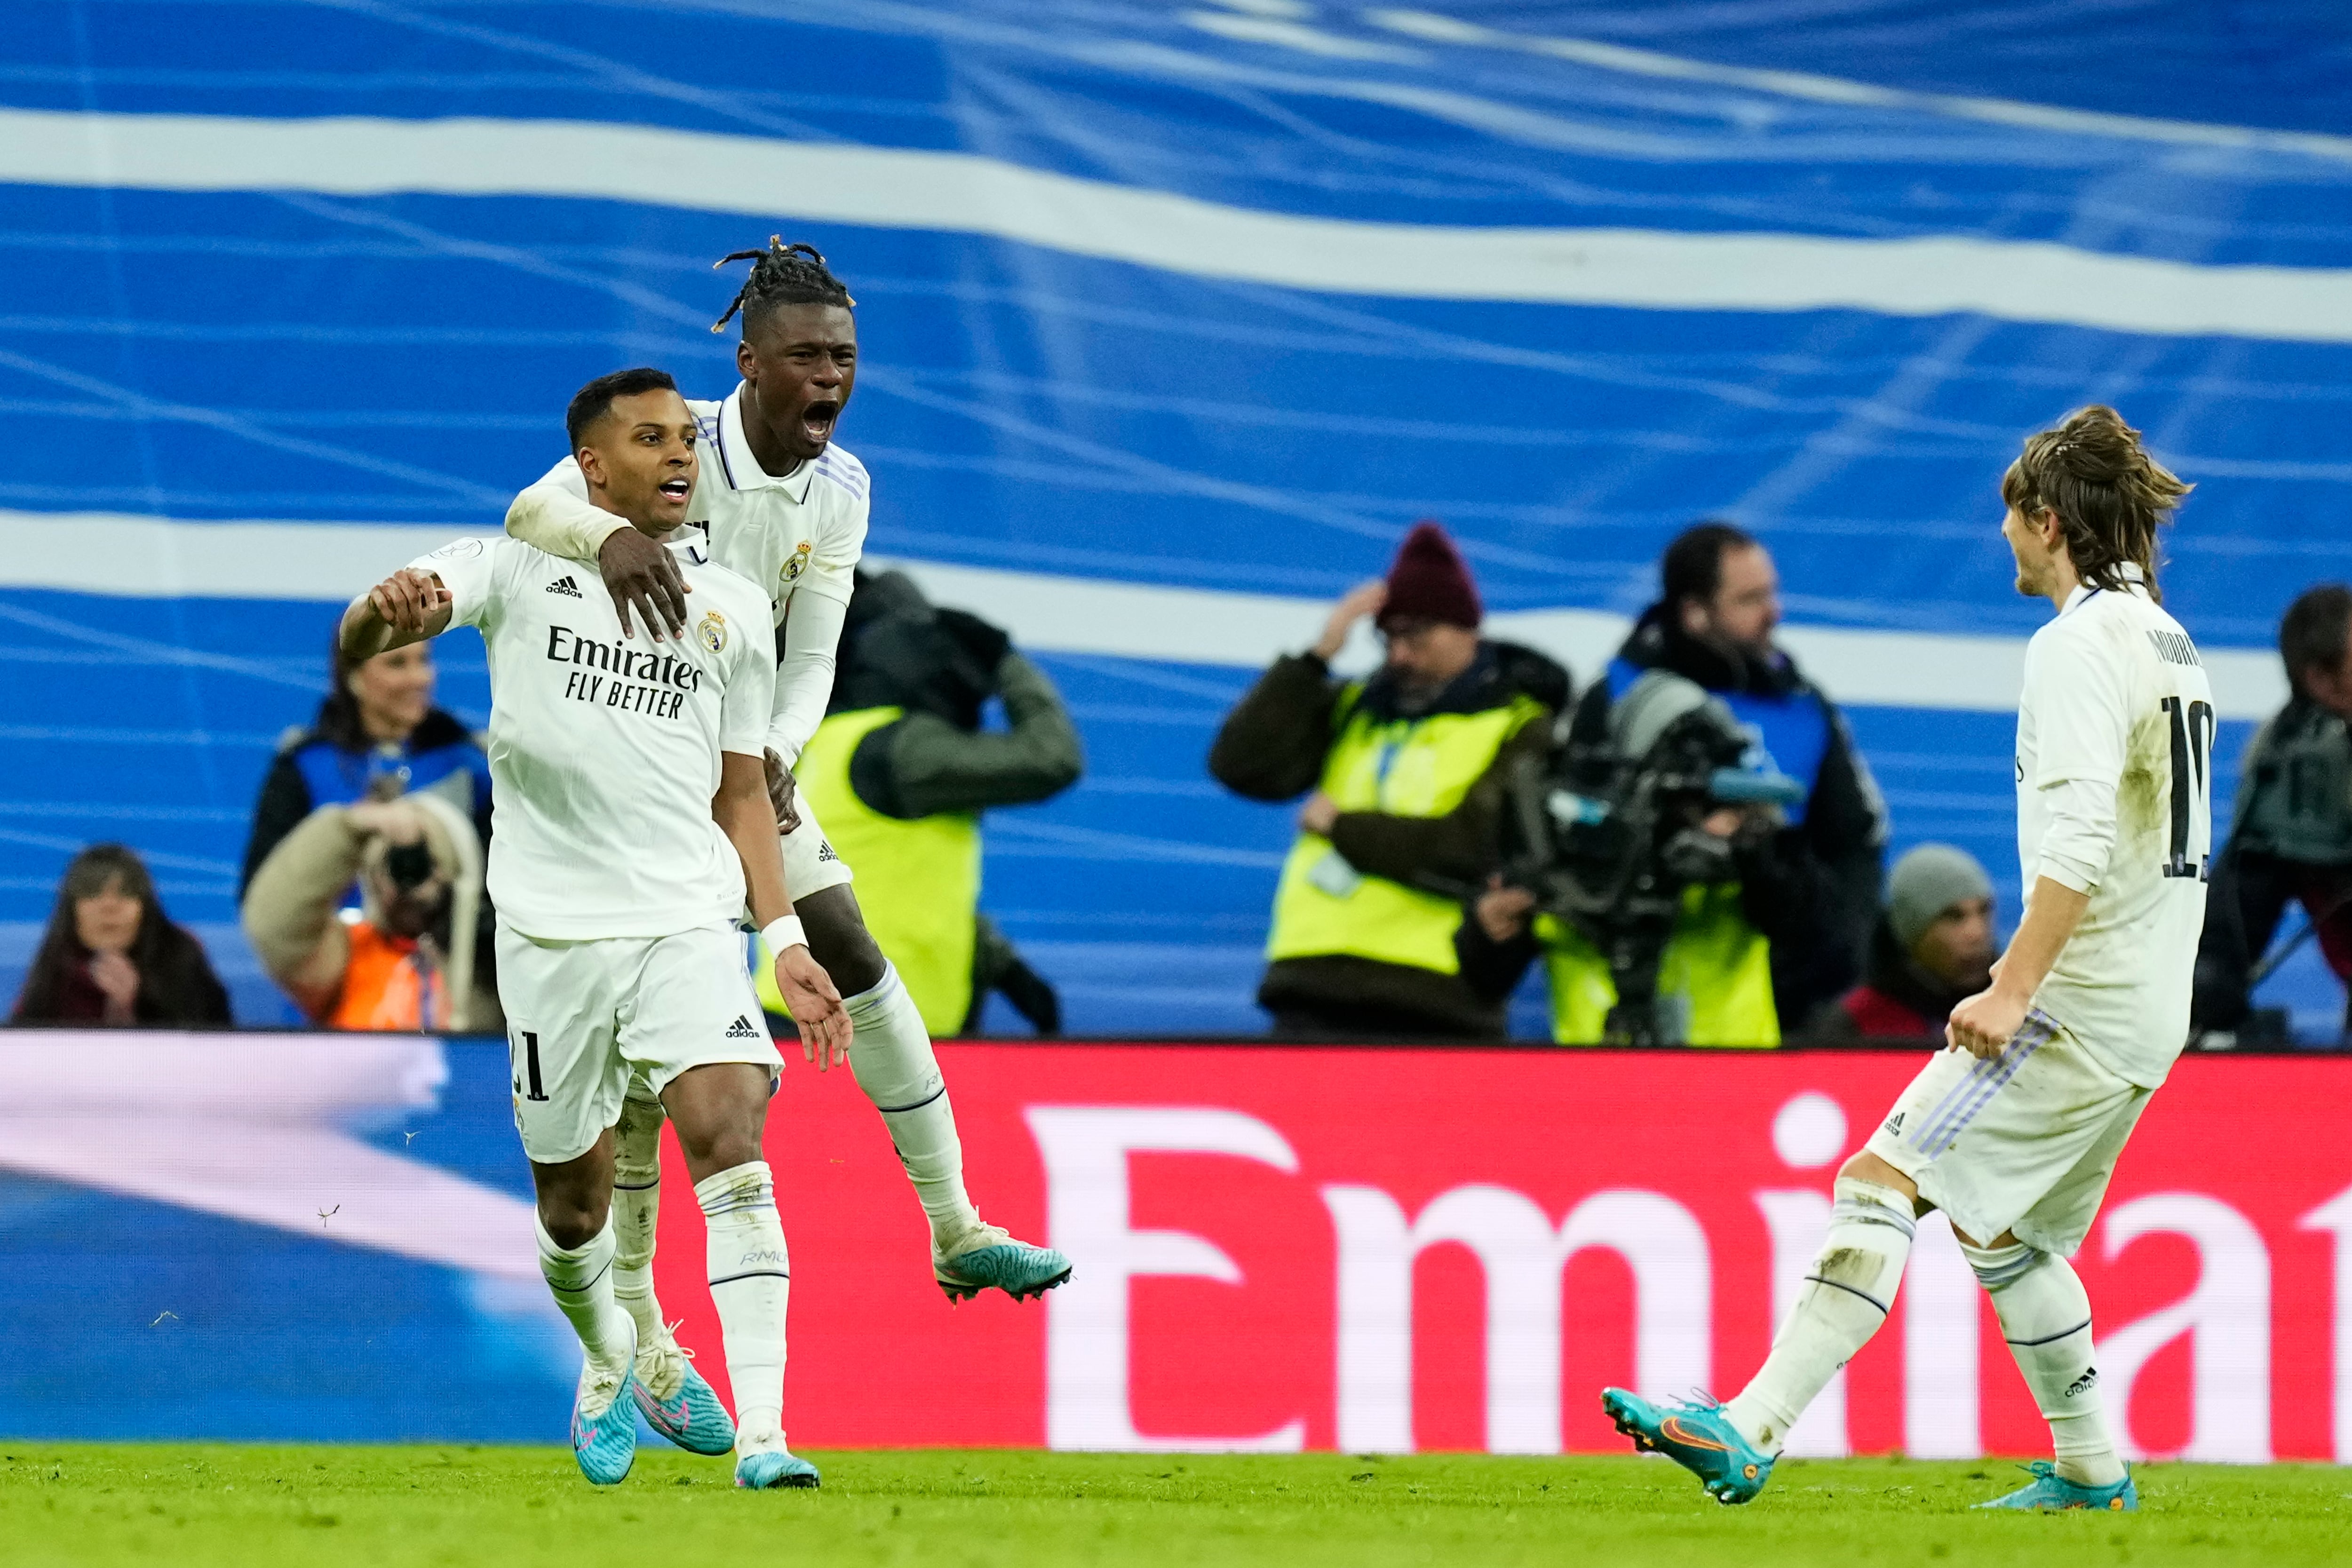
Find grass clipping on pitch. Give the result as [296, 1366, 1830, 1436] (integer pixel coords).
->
[0, 1446, 2345, 1567]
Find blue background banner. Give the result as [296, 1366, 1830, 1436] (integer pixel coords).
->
[4, 2, 2349, 1032]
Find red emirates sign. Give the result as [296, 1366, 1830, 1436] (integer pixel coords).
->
[652, 1044, 2352, 1461]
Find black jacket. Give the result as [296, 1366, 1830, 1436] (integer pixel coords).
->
[1210, 639, 1572, 1039]
[1569, 606, 1886, 1033]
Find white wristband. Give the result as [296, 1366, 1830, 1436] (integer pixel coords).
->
[760, 915, 807, 955]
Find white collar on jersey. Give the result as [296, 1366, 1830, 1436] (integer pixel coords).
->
[714, 385, 818, 503]
[2060, 560, 2147, 615]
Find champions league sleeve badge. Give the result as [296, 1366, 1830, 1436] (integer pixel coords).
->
[698, 610, 728, 653]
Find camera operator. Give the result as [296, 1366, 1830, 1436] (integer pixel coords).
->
[242, 791, 497, 1031]
[1459, 671, 1795, 1044]
[1479, 523, 1885, 1040]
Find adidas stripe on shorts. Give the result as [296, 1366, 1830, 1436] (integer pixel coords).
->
[1860, 1009, 2153, 1257]
[496, 919, 782, 1165]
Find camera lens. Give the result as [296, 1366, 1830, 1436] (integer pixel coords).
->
[385, 841, 435, 890]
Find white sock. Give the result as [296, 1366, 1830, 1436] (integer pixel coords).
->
[697, 1160, 790, 1451]
[536, 1210, 632, 1373]
[1963, 1239, 2125, 1487]
[1726, 1178, 1915, 1454]
[843, 963, 982, 1250]
[611, 1092, 667, 1349]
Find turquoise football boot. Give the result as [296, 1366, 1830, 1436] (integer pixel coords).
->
[735, 1448, 822, 1489]
[631, 1319, 736, 1457]
[1975, 1462, 2138, 1512]
[1600, 1388, 1776, 1505]
[569, 1322, 640, 1486]
[935, 1225, 1073, 1304]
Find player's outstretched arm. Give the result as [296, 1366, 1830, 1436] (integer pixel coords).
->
[508, 478, 689, 642]
[1947, 876, 2091, 1059]
[339, 568, 454, 662]
[713, 749, 853, 1068]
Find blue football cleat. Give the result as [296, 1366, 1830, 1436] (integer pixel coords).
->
[570, 1329, 640, 1486]
[1974, 1461, 2138, 1512]
[935, 1225, 1072, 1304]
[632, 1320, 736, 1457]
[735, 1448, 822, 1489]
[1601, 1388, 1776, 1505]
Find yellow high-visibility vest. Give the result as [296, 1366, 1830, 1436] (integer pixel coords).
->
[1535, 883, 1779, 1046]
[1265, 690, 1543, 975]
[755, 706, 981, 1035]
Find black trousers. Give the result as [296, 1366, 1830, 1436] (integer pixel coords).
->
[2193, 845, 2352, 1034]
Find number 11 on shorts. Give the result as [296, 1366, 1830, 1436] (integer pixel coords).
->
[514, 1030, 552, 1102]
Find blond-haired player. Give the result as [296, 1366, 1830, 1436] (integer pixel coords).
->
[1605, 406, 2210, 1512]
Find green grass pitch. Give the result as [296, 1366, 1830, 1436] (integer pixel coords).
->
[1, 1445, 2345, 1567]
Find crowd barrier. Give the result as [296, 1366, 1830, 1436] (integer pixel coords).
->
[1, 1031, 2343, 1461]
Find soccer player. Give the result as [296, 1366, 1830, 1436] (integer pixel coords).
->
[1604, 406, 2210, 1512]
[342, 367, 854, 1490]
[501, 239, 1070, 1351]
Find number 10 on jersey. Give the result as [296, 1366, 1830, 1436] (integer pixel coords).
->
[2161, 695, 2216, 881]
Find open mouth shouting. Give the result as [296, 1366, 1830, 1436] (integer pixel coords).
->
[797, 398, 841, 450]
[654, 475, 693, 515]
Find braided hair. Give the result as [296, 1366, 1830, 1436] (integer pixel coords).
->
[2001, 405, 2191, 599]
[710, 236, 856, 335]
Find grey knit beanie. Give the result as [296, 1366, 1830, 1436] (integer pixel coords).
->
[1887, 844, 1993, 951]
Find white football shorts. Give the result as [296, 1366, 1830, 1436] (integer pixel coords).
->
[780, 793, 854, 902]
[1861, 1009, 2153, 1258]
[496, 919, 781, 1165]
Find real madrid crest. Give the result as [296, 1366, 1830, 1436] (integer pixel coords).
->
[781, 540, 812, 583]
[698, 610, 728, 653]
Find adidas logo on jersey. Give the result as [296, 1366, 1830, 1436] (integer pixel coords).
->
[546, 575, 584, 598]
[724, 1014, 762, 1040]
[1882, 1112, 1906, 1137]
[815, 840, 838, 863]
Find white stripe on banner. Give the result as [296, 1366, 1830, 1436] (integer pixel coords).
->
[4, 109, 2352, 343]
[0, 510, 2288, 719]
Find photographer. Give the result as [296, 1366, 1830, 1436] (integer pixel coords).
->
[242, 791, 497, 1031]
[1467, 524, 1885, 1043]
[1211, 523, 1569, 1041]
[2193, 583, 2352, 1037]
[239, 630, 491, 899]
[759, 568, 1081, 1036]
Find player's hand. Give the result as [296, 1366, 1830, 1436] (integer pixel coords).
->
[1475, 875, 1536, 943]
[368, 568, 449, 635]
[1946, 985, 2029, 1060]
[774, 944, 851, 1069]
[764, 748, 802, 836]
[598, 524, 690, 642]
[1311, 580, 1386, 661]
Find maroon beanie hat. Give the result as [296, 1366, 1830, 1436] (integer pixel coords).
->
[1377, 520, 1482, 632]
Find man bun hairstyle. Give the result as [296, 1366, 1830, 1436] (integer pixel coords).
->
[1661, 519, 1758, 611]
[711, 236, 856, 335]
[565, 366, 679, 453]
[2001, 405, 2191, 598]
[2279, 582, 2352, 701]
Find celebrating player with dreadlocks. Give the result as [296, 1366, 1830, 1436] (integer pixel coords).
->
[503, 239, 1072, 1441]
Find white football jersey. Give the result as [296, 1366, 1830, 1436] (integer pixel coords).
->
[526, 384, 869, 625]
[412, 531, 776, 941]
[2016, 574, 2213, 1086]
